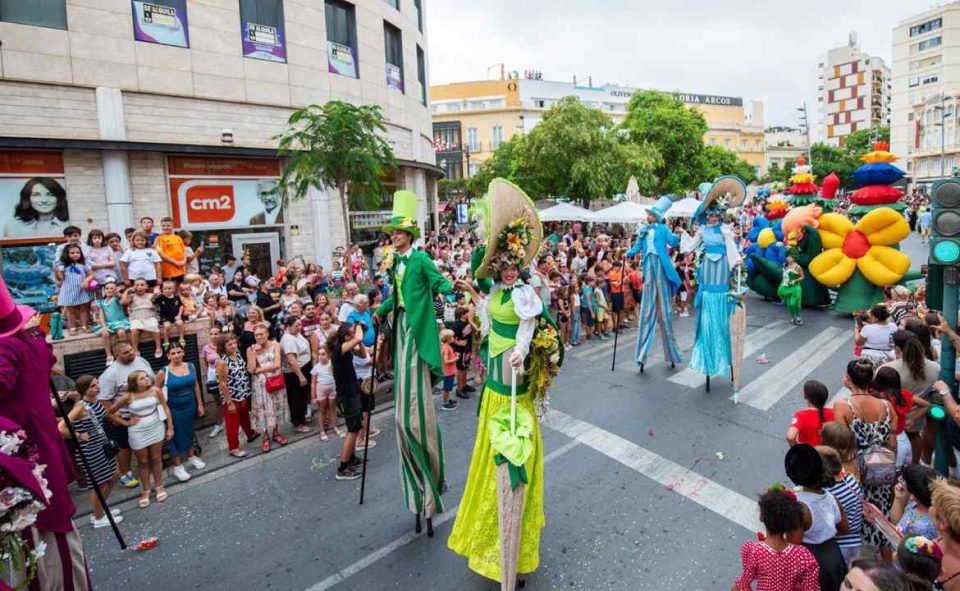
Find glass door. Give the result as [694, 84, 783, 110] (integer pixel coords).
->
[233, 232, 280, 281]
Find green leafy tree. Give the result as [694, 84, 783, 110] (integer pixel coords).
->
[761, 161, 793, 184]
[810, 143, 859, 190]
[437, 178, 467, 198]
[702, 145, 758, 184]
[275, 101, 397, 243]
[622, 90, 708, 194]
[843, 127, 890, 158]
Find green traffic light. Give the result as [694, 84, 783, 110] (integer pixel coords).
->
[934, 240, 960, 264]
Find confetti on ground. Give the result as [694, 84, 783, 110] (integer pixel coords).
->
[131, 537, 159, 551]
[647, 428, 654, 437]
[310, 457, 333, 471]
[755, 354, 769, 365]
[714, 451, 725, 460]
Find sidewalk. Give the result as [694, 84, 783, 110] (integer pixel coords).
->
[70, 379, 396, 518]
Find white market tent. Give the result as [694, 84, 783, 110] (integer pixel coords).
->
[539, 202, 592, 222]
[586, 201, 650, 224]
[665, 197, 702, 218]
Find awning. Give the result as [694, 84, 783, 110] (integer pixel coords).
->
[665, 197, 702, 218]
[586, 201, 650, 224]
[539, 202, 591, 222]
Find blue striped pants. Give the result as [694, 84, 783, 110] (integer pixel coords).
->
[635, 255, 682, 366]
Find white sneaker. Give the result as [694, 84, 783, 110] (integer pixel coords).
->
[187, 456, 206, 470]
[170, 465, 191, 482]
[91, 513, 123, 528]
[208, 424, 223, 438]
[110, 508, 121, 517]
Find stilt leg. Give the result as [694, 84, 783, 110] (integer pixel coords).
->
[415, 513, 422, 534]
[639, 362, 644, 373]
[706, 375, 711, 392]
[427, 517, 434, 538]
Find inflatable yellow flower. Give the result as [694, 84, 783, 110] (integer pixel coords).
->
[809, 209, 911, 287]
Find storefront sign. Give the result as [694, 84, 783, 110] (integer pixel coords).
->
[328, 42, 357, 78]
[242, 21, 286, 63]
[0, 151, 70, 244]
[169, 156, 283, 230]
[675, 93, 743, 107]
[386, 63, 404, 92]
[132, 1, 189, 48]
[0, 244, 58, 313]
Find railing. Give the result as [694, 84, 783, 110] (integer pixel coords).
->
[350, 210, 392, 229]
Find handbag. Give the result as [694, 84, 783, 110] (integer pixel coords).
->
[82, 401, 119, 460]
[265, 372, 285, 393]
[856, 403, 897, 487]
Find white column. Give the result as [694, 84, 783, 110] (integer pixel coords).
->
[309, 186, 333, 270]
[95, 87, 134, 234]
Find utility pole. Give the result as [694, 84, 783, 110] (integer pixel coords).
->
[798, 102, 811, 167]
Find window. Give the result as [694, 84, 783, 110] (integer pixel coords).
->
[724, 138, 731, 148]
[414, 0, 422, 31]
[709, 138, 716, 146]
[911, 18, 942, 37]
[240, 0, 286, 62]
[384, 21, 404, 92]
[535, 99, 545, 108]
[922, 75, 940, 85]
[910, 77, 920, 88]
[468, 162, 480, 177]
[740, 139, 747, 150]
[466, 128, 480, 152]
[417, 45, 427, 106]
[918, 36, 943, 51]
[383, 0, 399, 9]
[0, 0, 67, 29]
[754, 140, 761, 151]
[325, 0, 358, 78]
[491, 125, 503, 149]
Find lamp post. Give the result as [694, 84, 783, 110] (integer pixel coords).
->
[797, 102, 811, 167]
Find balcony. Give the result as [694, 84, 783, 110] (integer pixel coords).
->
[350, 210, 392, 230]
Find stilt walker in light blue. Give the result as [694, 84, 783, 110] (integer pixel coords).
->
[679, 176, 746, 393]
[626, 196, 683, 372]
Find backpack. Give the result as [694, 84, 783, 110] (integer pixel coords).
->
[852, 400, 897, 487]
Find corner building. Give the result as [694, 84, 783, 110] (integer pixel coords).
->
[0, 0, 440, 289]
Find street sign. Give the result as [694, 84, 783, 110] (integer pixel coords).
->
[930, 179, 960, 265]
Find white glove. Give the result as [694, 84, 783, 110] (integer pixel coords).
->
[509, 350, 523, 372]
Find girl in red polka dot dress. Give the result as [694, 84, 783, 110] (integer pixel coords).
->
[733, 487, 820, 591]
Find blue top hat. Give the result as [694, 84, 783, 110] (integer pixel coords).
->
[648, 196, 673, 223]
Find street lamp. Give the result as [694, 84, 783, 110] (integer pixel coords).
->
[797, 103, 811, 166]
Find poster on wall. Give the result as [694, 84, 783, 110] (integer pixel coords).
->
[0, 151, 70, 244]
[132, 1, 189, 48]
[386, 63, 404, 92]
[242, 21, 286, 63]
[168, 156, 284, 230]
[0, 244, 58, 313]
[327, 42, 358, 78]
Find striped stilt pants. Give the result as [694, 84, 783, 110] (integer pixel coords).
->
[394, 310, 447, 517]
[635, 255, 682, 366]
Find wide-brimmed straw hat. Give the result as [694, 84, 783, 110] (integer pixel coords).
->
[695, 175, 747, 221]
[472, 179, 543, 280]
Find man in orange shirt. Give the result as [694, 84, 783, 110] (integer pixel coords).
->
[605, 255, 627, 330]
[154, 216, 187, 283]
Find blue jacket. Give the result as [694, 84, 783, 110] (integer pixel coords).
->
[626, 224, 682, 295]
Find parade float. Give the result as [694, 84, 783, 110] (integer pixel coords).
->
[786, 156, 819, 207]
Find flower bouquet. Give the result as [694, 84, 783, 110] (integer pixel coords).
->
[0, 425, 52, 590]
[527, 319, 562, 418]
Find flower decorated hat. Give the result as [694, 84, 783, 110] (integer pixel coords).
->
[381, 190, 420, 239]
[694, 175, 746, 221]
[472, 178, 543, 280]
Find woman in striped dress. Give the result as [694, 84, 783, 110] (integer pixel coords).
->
[58, 375, 121, 529]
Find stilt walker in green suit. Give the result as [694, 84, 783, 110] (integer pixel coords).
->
[373, 190, 453, 536]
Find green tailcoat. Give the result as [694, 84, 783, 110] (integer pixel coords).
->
[376, 249, 452, 378]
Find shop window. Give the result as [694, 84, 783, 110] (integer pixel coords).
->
[384, 21, 404, 93]
[325, 0, 358, 78]
[417, 45, 427, 106]
[0, 0, 67, 30]
[239, 0, 286, 62]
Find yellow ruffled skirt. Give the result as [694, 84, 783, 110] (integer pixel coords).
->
[447, 386, 545, 582]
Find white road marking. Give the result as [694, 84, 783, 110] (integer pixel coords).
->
[667, 320, 793, 388]
[303, 438, 582, 591]
[733, 326, 850, 410]
[545, 410, 761, 532]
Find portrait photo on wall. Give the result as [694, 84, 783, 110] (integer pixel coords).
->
[0, 151, 70, 243]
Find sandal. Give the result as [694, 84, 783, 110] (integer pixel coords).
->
[261, 438, 271, 453]
[272, 433, 287, 446]
[319, 432, 329, 442]
[367, 427, 381, 438]
[229, 450, 248, 458]
[155, 487, 167, 503]
[294, 426, 312, 434]
[138, 493, 151, 509]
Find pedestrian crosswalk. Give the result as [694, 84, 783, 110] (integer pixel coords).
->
[566, 316, 856, 413]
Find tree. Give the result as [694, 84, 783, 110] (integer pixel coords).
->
[809, 143, 859, 190]
[437, 178, 467, 198]
[275, 101, 397, 243]
[842, 127, 890, 157]
[621, 90, 708, 194]
[702, 145, 758, 185]
[762, 161, 793, 184]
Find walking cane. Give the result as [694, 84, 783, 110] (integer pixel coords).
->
[611, 254, 628, 372]
[359, 321, 379, 506]
[49, 379, 126, 549]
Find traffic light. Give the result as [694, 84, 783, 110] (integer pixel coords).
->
[930, 178, 960, 265]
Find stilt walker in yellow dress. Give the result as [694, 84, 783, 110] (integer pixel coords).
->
[449, 179, 563, 588]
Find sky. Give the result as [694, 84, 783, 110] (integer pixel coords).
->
[426, 0, 934, 128]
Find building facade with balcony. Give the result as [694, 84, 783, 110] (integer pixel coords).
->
[815, 35, 891, 147]
[892, 3, 960, 188]
[764, 126, 809, 172]
[430, 74, 765, 180]
[0, 0, 441, 298]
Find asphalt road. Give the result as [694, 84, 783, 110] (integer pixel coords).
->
[79, 233, 931, 591]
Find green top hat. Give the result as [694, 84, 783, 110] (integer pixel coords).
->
[381, 190, 420, 239]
